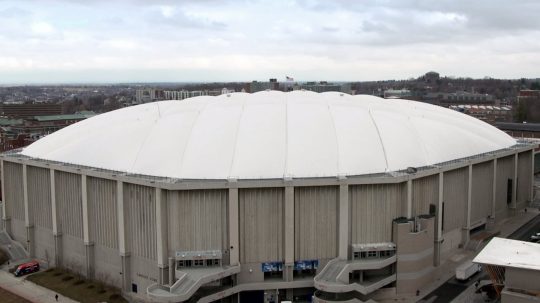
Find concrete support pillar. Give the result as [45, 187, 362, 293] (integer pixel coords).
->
[1, 160, 11, 235]
[512, 153, 518, 209]
[116, 181, 130, 291]
[531, 150, 535, 202]
[463, 165, 472, 246]
[22, 164, 34, 256]
[228, 181, 239, 266]
[121, 255, 131, 292]
[434, 172, 443, 266]
[284, 184, 294, 282]
[81, 175, 94, 279]
[168, 257, 175, 286]
[492, 159, 497, 219]
[338, 182, 349, 260]
[407, 179, 413, 218]
[50, 169, 62, 267]
[155, 188, 169, 285]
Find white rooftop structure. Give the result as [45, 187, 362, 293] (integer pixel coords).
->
[473, 237, 540, 271]
[20, 91, 516, 180]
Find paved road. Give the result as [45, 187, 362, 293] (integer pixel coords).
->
[421, 214, 540, 303]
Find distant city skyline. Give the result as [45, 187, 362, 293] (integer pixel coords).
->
[1, 0, 540, 84]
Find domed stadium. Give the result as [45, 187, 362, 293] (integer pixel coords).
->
[0, 91, 536, 302]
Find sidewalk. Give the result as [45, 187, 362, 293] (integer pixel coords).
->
[0, 267, 78, 303]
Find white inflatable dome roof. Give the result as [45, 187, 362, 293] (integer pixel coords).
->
[21, 91, 516, 179]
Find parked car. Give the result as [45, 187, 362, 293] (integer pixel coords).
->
[530, 232, 540, 242]
[14, 260, 40, 277]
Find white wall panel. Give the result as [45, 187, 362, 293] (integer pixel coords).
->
[350, 183, 405, 244]
[471, 161, 494, 224]
[55, 171, 83, 238]
[27, 166, 52, 229]
[4, 162, 24, 220]
[495, 156, 514, 217]
[239, 188, 283, 263]
[412, 175, 439, 217]
[442, 167, 468, 232]
[88, 177, 118, 249]
[294, 186, 338, 260]
[124, 183, 157, 261]
[166, 189, 228, 253]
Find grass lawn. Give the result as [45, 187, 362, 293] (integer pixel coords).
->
[27, 268, 127, 303]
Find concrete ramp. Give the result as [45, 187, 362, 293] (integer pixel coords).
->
[0, 230, 29, 261]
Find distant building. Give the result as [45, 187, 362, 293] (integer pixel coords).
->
[424, 91, 494, 105]
[0, 103, 62, 118]
[450, 105, 512, 124]
[474, 237, 540, 303]
[515, 90, 540, 123]
[163, 89, 228, 101]
[247, 79, 279, 93]
[495, 122, 540, 140]
[135, 89, 164, 103]
[383, 88, 412, 99]
[295, 81, 352, 94]
[0, 111, 95, 151]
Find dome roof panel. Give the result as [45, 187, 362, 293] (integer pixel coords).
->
[20, 91, 516, 179]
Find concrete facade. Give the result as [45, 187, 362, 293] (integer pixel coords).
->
[0, 144, 536, 302]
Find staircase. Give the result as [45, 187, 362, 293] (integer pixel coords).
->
[314, 257, 397, 296]
[147, 265, 240, 302]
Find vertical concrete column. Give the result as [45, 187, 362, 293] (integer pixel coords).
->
[512, 153, 518, 209]
[50, 169, 62, 267]
[492, 159, 497, 219]
[463, 165, 472, 246]
[228, 180, 239, 266]
[81, 175, 94, 279]
[22, 164, 34, 256]
[117, 181, 130, 291]
[338, 180, 349, 260]
[434, 172, 443, 266]
[406, 179, 413, 218]
[284, 183, 294, 282]
[155, 188, 169, 285]
[168, 257, 175, 286]
[1, 160, 11, 235]
[531, 150, 535, 202]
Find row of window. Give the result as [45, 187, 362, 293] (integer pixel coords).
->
[352, 250, 395, 260]
[177, 258, 221, 269]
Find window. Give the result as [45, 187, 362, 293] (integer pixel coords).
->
[361, 252, 367, 259]
[177, 260, 185, 269]
[367, 251, 377, 258]
[213, 259, 220, 266]
[353, 252, 360, 259]
[131, 283, 138, 293]
[193, 260, 204, 267]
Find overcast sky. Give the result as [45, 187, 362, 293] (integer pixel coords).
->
[1, 0, 539, 83]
